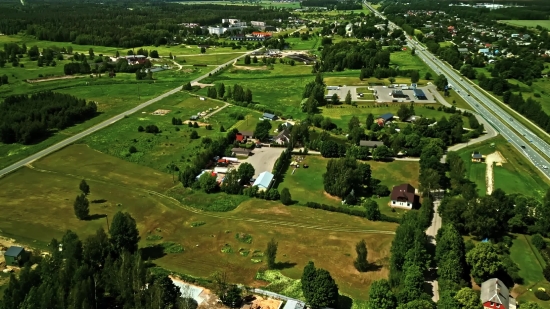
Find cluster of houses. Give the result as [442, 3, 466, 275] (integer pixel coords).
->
[207, 19, 278, 36]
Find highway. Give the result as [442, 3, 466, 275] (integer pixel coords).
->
[0, 49, 260, 179]
[364, 1, 550, 180]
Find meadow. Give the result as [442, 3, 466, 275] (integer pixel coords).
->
[0, 66, 205, 170]
[457, 136, 550, 198]
[511, 234, 549, 307]
[285, 36, 321, 51]
[0, 144, 397, 301]
[276, 155, 419, 219]
[178, 52, 248, 65]
[499, 20, 550, 29]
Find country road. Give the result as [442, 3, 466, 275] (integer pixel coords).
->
[0, 49, 261, 179]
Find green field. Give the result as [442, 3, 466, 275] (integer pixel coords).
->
[82, 92, 253, 172]
[285, 36, 321, 51]
[500, 20, 550, 29]
[390, 51, 435, 80]
[0, 144, 396, 300]
[457, 136, 550, 198]
[276, 154, 419, 219]
[178, 52, 247, 65]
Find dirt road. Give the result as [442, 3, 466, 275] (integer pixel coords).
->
[485, 151, 506, 195]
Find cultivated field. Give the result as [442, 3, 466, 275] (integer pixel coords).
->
[0, 144, 396, 301]
[500, 20, 550, 29]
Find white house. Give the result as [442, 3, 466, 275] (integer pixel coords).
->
[390, 183, 418, 209]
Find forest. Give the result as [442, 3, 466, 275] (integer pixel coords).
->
[0, 91, 97, 144]
[0, 2, 289, 48]
[301, 0, 362, 10]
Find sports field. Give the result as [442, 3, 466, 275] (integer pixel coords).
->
[0, 144, 395, 300]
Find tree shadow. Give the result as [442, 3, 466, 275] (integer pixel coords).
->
[181, 298, 199, 309]
[91, 199, 107, 204]
[85, 214, 107, 221]
[140, 244, 166, 260]
[337, 294, 353, 309]
[273, 261, 297, 270]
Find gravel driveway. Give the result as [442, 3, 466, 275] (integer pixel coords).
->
[242, 147, 286, 178]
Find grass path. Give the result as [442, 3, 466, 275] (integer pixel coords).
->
[25, 163, 395, 235]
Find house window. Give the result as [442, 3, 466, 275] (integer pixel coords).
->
[392, 201, 395, 205]
[407, 203, 410, 206]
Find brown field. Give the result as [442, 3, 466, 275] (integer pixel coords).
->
[0, 144, 396, 300]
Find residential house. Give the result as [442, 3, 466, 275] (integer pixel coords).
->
[472, 152, 484, 162]
[126, 55, 147, 65]
[253, 171, 274, 191]
[274, 128, 291, 145]
[237, 130, 254, 141]
[251, 21, 266, 27]
[458, 47, 469, 54]
[4, 246, 26, 266]
[390, 184, 418, 210]
[376, 113, 394, 126]
[231, 148, 252, 157]
[480, 278, 516, 309]
[262, 113, 278, 121]
[359, 140, 384, 148]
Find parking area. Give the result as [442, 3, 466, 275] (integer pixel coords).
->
[373, 86, 436, 103]
[326, 86, 375, 102]
[242, 147, 286, 178]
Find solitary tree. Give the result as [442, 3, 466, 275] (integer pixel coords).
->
[424, 72, 432, 80]
[182, 82, 192, 90]
[301, 261, 339, 309]
[237, 163, 255, 185]
[364, 199, 381, 221]
[466, 242, 503, 283]
[389, 77, 396, 84]
[244, 55, 251, 65]
[110, 211, 140, 254]
[280, 188, 292, 205]
[73, 194, 89, 220]
[345, 90, 352, 105]
[266, 238, 278, 269]
[200, 47, 206, 54]
[354, 239, 369, 272]
[79, 179, 90, 195]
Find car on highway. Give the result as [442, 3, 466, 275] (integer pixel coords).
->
[521, 145, 526, 149]
[544, 165, 548, 169]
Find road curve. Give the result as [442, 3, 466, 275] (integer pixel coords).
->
[0, 50, 260, 179]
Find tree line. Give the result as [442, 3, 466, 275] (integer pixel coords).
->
[0, 91, 97, 144]
[0, 2, 289, 48]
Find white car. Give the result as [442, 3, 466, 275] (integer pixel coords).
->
[543, 165, 548, 169]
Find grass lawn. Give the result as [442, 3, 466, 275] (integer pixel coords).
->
[232, 112, 264, 132]
[440, 88, 474, 110]
[285, 36, 321, 51]
[456, 136, 550, 198]
[276, 154, 419, 219]
[178, 52, 246, 66]
[390, 51, 435, 80]
[0, 69, 205, 171]
[320, 103, 469, 131]
[0, 144, 395, 301]
[82, 92, 248, 172]
[499, 20, 550, 29]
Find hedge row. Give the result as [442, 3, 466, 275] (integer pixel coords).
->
[304, 202, 399, 223]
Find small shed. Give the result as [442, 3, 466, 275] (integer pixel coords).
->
[262, 113, 277, 121]
[4, 246, 26, 266]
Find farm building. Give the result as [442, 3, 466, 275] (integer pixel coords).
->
[472, 152, 484, 162]
[390, 183, 418, 210]
[236, 131, 254, 142]
[253, 171, 274, 191]
[4, 246, 26, 266]
[274, 128, 291, 145]
[262, 113, 277, 121]
[413, 89, 427, 100]
[377, 113, 394, 125]
[190, 115, 199, 120]
[359, 140, 384, 148]
[480, 278, 516, 309]
[231, 148, 252, 157]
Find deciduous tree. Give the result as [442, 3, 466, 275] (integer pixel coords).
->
[254, 120, 272, 141]
[110, 211, 140, 254]
[367, 279, 396, 309]
[73, 194, 89, 220]
[364, 199, 381, 221]
[466, 242, 503, 283]
[454, 287, 483, 309]
[266, 238, 278, 269]
[354, 239, 368, 272]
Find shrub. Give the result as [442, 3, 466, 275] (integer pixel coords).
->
[129, 146, 137, 153]
[191, 221, 206, 227]
[146, 234, 163, 241]
[162, 242, 184, 253]
[532, 234, 546, 250]
[235, 233, 253, 244]
[544, 264, 550, 282]
[534, 93, 541, 98]
[190, 131, 199, 139]
[145, 125, 160, 133]
[280, 188, 292, 205]
[535, 290, 550, 301]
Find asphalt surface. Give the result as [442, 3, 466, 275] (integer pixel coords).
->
[363, 1, 550, 180]
[0, 49, 260, 179]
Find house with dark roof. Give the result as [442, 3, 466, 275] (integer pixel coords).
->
[472, 151, 484, 163]
[4, 246, 26, 266]
[390, 184, 418, 209]
[376, 113, 394, 126]
[236, 130, 254, 142]
[359, 140, 384, 148]
[231, 148, 252, 157]
[262, 113, 278, 121]
[274, 128, 291, 145]
[481, 278, 516, 309]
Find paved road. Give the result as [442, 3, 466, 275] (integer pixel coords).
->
[363, 1, 550, 180]
[0, 49, 261, 179]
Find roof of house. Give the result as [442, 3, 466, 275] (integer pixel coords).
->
[275, 128, 291, 141]
[239, 130, 254, 137]
[458, 47, 469, 52]
[481, 278, 516, 309]
[282, 300, 306, 309]
[472, 152, 483, 159]
[253, 171, 274, 189]
[390, 184, 416, 202]
[231, 148, 251, 154]
[403, 115, 420, 122]
[263, 112, 277, 119]
[359, 140, 384, 147]
[236, 134, 244, 142]
[5, 246, 24, 257]
[378, 113, 394, 121]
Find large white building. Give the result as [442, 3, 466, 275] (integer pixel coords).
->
[208, 19, 248, 35]
[208, 26, 226, 35]
[251, 21, 266, 27]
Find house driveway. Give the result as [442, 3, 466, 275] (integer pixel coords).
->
[242, 146, 286, 178]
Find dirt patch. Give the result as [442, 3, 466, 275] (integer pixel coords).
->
[249, 206, 291, 216]
[323, 192, 341, 202]
[152, 109, 171, 115]
[192, 82, 215, 88]
[26, 75, 87, 83]
[183, 120, 209, 127]
[243, 295, 282, 309]
[485, 151, 507, 195]
[232, 64, 269, 71]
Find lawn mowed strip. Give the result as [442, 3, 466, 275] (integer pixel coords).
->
[0, 144, 395, 300]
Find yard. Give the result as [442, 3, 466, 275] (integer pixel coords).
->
[456, 136, 550, 198]
[275, 154, 420, 219]
[0, 144, 396, 301]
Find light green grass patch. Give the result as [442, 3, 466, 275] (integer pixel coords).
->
[255, 270, 305, 300]
[499, 20, 550, 29]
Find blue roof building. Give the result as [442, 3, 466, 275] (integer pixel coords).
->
[262, 113, 277, 121]
[252, 171, 274, 191]
[378, 113, 394, 122]
[413, 89, 427, 100]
